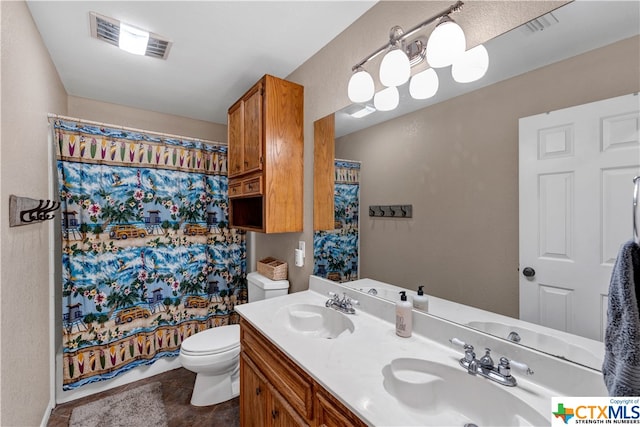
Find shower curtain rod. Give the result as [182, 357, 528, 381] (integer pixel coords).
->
[335, 158, 362, 164]
[47, 113, 226, 146]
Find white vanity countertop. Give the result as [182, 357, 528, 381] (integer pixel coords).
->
[235, 280, 559, 426]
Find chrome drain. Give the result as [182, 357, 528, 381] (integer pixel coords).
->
[464, 424, 478, 427]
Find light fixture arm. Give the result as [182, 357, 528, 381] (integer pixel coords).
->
[351, 1, 464, 72]
[388, 25, 405, 48]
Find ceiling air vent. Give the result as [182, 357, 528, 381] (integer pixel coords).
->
[89, 12, 172, 60]
[521, 12, 560, 35]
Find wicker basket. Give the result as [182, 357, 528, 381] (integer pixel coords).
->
[257, 257, 288, 281]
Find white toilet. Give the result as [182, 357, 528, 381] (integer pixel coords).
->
[179, 272, 289, 406]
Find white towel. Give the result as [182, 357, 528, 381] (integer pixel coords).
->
[603, 240, 640, 396]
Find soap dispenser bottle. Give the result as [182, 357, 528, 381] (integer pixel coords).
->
[396, 291, 412, 337]
[413, 285, 429, 312]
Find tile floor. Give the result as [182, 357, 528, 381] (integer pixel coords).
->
[47, 368, 239, 427]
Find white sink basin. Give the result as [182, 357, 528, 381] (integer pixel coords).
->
[382, 358, 548, 426]
[466, 321, 601, 369]
[276, 304, 354, 339]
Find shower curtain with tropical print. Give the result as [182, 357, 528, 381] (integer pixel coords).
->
[313, 160, 360, 282]
[53, 119, 246, 391]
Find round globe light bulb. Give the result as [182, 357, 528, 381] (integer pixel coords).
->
[347, 69, 375, 103]
[409, 68, 439, 100]
[426, 17, 466, 68]
[452, 44, 489, 83]
[373, 86, 399, 111]
[379, 48, 411, 87]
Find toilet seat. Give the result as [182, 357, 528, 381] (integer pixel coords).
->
[180, 324, 240, 356]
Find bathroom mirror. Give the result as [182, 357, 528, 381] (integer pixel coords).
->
[314, 0, 640, 370]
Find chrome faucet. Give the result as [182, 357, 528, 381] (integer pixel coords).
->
[463, 344, 478, 376]
[450, 339, 534, 387]
[507, 331, 521, 343]
[325, 292, 359, 314]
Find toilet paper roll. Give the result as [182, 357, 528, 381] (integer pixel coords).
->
[295, 248, 304, 267]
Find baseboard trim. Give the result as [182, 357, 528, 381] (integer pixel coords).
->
[40, 400, 54, 427]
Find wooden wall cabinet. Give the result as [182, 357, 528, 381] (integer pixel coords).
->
[240, 319, 366, 427]
[227, 74, 303, 233]
[313, 114, 335, 231]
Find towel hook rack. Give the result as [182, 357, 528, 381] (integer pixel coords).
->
[634, 176, 639, 244]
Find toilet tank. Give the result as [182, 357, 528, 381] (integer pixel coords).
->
[247, 272, 289, 303]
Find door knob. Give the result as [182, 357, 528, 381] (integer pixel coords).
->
[522, 267, 536, 278]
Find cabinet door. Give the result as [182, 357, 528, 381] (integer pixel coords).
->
[315, 388, 367, 427]
[240, 353, 267, 427]
[242, 83, 263, 175]
[269, 383, 310, 427]
[228, 101, 244, 177]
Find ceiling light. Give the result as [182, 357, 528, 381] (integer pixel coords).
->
[119, 22, 149, 56]
[348, 68, 375, 103]
[90, 12, 172, 60]
[426, 16, 466, 68]
[374, 87, 399, 111]
[452, 44, 489, 83]
[409, 68, 439, 99]
[349, 105, 377, 118]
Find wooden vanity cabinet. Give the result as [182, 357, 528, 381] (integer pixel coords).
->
[240, 353, 268, 427]
[240, 353, 309, 427]
[227, 74, 303, 233]
[315, 388, 365, 427]
[240, 319, 366, 427]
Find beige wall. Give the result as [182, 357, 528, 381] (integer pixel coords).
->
[334, 36, 640, 318]
[1, 3, 228, 423]
[257, 1, 566, 293]
[68, 96, 228, 143]
[1, 1, 68, 426]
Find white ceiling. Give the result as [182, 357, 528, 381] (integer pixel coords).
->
[25, 1, 640, 132]
[26, 1, 377, 124]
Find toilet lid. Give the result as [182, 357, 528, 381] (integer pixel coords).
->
[180, 324, 240, 355]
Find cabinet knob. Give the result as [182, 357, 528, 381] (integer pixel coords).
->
[255, 386, 261, 396]
[271, 410, 279, 419]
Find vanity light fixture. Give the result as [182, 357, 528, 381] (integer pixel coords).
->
[347, 67, 375, 103]
[451, 44, 489, 83]
[425, 15, 466, 68]
[409, 68, 439, 100]
[373, 86, 399, 111]
[379, 26, 411, 87]
[347, 1, 489, 112]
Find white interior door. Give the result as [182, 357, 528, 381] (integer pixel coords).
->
[519, 93, 640, 341]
